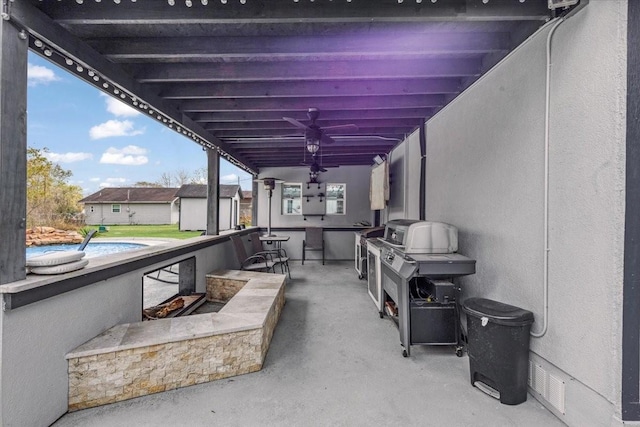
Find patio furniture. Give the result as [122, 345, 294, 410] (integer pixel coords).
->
[249, 232, 291, 278]
[230, 235, 276, 273]
[302, 227, 324, 265]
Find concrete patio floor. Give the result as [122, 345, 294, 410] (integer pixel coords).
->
[53, 261, 564, 427]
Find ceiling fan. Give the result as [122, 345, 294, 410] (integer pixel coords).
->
[283, 107, 358, 155]
[305, 159, 328, 184]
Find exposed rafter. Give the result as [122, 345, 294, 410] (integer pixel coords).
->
[19, 0, 552, 171]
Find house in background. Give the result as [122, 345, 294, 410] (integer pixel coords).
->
[240, 190, 252, 225]
[176, 184, 243, 231]
[79, 187, 179, 226]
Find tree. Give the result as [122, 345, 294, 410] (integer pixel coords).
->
[156, 169, 197, 187]
[27, 147, 83, 228]
[174, 169, 191, 186]
[157, 172, 174, 187]
[191, 167, 208, 184]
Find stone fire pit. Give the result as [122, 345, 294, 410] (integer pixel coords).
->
[66, 270, 286, 411]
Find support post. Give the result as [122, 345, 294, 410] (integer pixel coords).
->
[206, 149, 220, 235]
[0, 19, 28, 285]
[251, 179, 258, 227]
[623, 0, 640, 420]
[178, 257, 195, 296]
[419, 124, 426, 221]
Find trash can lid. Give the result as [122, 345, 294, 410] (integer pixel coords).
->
[462, 298, 534, 326]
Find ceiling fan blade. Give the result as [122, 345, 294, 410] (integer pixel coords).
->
[321, 133, 336, 145]
[322, 124, 359, 133]
[283, 116, 309, 130]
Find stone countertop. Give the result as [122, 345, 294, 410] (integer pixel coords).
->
[66, 270, 286, 359]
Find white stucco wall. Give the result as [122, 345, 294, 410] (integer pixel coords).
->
[424, 2, 626, 425]
[253, 165, 373, 261]
[257, 165, 374, 229]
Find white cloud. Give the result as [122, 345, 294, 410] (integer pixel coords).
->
[99, 177, 128, 188]
[101, 94, 141, 117]
[221, 173, 239, 184]
[27, 63, 60, 86]
[106, 177, 127, 184]
[89, 120, 145, 140]
[99, 145, 148, 166]
[89, 177, 101, 182]
[44, 151, 93, 163]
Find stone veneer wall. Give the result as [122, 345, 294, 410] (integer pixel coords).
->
[68, 329, 263, 411]
[67, 271, 285, 411]
[206, 275, 245, 302]
[262, 284, 285, 356]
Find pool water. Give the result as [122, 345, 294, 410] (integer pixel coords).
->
[26, 242, 148, 259]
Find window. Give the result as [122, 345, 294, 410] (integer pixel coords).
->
[111, 204, 121, 213]
[325, 183, 345, 215]
[281, 183, 302, 215]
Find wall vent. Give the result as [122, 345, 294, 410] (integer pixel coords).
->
[528, 361, 566, 415]
[548, 374, 566, 414]
[531, 362, 547, 395]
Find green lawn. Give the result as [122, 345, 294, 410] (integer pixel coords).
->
[90, 224, 202, 240]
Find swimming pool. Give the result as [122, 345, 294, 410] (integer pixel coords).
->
[26, 242, 148, 259]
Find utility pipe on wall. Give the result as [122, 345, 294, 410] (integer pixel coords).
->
[531, 17, 565, 338]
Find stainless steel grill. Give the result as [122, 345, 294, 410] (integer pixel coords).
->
[378, 220, 476, 357]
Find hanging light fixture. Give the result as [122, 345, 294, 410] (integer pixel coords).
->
[306, 138, 320, 154]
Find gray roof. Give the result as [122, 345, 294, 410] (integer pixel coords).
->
[79, 187, 179, 203]
[175, 184, 242, 199]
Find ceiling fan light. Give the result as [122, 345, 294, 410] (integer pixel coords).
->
[306, 139, 320, 154]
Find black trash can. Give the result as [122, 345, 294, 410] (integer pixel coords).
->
[462, 298, 534, 405]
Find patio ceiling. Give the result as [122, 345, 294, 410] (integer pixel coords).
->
[15, 0, 557, 174]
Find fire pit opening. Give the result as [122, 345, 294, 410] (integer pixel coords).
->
[142, 257, 223, 320]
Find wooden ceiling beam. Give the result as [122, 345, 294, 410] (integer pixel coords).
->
[253, 156, 379, 166]
[225, 140, 399, 149]
[203, 118, 424, 131]
[191, 108, 433, 122]
[214, 128, 413, 138]
[89, 32, 510, 61]
[133, 59, 482, 82]
[239, 147, 393, 160]
[34, 0, 550, 24]
[178, 94, 445, 112]
[158, 78, 461, 99]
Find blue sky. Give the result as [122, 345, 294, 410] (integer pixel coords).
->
[27, 52, 253, 195]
